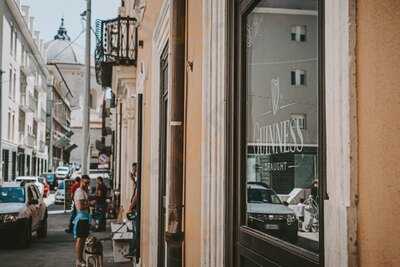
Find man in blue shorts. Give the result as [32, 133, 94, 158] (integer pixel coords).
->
[73, 175, 91, 267]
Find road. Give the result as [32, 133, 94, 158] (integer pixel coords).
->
[0, 194, 132, 267]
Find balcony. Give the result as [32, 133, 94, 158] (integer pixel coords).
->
[95, 16, 138, 87]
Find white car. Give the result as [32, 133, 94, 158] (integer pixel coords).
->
[55, 166, 70, 180]
[55, 180, 65, 205]
[15, 176, 45, 197]
[0, 182, 48, 248]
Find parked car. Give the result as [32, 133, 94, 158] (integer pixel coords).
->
[0, 182, 48, 248]
[55, 180, 65, 205]
[41, 173, 56, 190]
[247, 182, 298, 243]
[15, 176, 45, 197]
[55, 166, 70, 180]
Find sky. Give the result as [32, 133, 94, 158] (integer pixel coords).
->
[22, 0, 120, 52]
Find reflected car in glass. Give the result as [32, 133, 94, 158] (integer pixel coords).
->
[247, 182, 298, 243]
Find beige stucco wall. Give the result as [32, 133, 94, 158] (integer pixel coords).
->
[184, 0, 203, 266]
[136, 0, 164, 266]
[357, 1, 400, 266]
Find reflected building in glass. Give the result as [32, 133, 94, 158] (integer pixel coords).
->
[246, 2, 319, 195]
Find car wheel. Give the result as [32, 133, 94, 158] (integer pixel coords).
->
[37, 213, 48, 238]
[18, 220, 32, 249]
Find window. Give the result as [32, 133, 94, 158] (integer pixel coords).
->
[291, 25, 307, 42]
[8, 67, 12, 97]
[234, 0, 322, 265]
[10, 24, 14, 56]
[8, 112, 11, 140]
[13, 70, 16, 100]
[14, 31, 17, 60]
[290, 69, 306, 86]
[11, 113, 15, 141]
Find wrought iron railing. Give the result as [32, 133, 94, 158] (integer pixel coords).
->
[95, 16, 138, 86]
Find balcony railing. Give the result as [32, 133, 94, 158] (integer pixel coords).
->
[95, 16, 138, 87]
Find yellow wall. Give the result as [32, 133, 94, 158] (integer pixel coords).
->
[357, 1, 400, 266]
[138, 0, 164, 266]
[184, 0, 203, 266]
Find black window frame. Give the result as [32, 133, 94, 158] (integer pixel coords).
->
[226, 0, 326, 266]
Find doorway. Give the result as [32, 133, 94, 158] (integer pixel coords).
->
[158, 43, 169, 267]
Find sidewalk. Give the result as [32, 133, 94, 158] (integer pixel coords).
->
[0, 212, 133, 267]
[92, 224, 133, 267]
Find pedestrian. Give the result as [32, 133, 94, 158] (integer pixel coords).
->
[94, 176, 108, 231]
[310, 179, 319, 202]
[73, 175, 91, 267]
[66, 177, 81, 233]
[295, 198, 306, 231]
[125, 163, 138, 259]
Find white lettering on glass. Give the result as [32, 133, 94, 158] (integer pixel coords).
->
[252, 76, 304, 155]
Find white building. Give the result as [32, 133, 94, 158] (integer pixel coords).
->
[0, 0, 49, 182]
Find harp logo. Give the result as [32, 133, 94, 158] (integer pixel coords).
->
[271, 77, 280, 115]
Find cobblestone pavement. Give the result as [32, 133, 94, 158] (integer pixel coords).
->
[0, 202, 132, 267]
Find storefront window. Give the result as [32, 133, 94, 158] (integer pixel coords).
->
[245, 0, 320, 253]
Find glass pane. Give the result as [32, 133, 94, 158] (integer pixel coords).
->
[245, 0, 320, 253]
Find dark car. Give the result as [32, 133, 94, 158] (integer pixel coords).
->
[0, 182, 48, 248]
[247, 182, 298, 243]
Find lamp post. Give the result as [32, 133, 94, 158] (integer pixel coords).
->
[82, 0, 91, 175]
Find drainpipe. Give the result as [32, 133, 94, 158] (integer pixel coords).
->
[166, 0, 186, 266]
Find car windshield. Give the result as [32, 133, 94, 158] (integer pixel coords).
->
[57, 167, 69, 172]
[0, 187, 25, 203]
[248, 188, 282, 204]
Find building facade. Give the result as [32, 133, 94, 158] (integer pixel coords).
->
[96, 0, 400, 266]
[45, 19, 104, 170]
[0, 0, 49, 182]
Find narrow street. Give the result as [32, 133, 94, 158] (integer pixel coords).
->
[0, 196, 131, 267]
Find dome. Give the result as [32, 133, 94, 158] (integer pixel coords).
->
[46, 18, 80, 64]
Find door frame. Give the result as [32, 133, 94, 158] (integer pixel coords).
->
[226, 0, 326, 266]
[157, 43, 169, 267]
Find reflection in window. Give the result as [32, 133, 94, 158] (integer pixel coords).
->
[290, 69, 306, 86]
[245, 0, 320, 253]
[291, 25, 307, 42]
